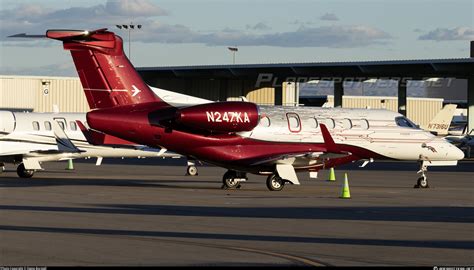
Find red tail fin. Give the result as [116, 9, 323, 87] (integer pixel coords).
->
[46, 29, 160, 109]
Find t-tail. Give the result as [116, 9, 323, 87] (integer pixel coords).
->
[46, 29, 161, 109]
[425, 104, 457, 136]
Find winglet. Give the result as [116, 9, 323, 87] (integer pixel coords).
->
[52, 121, 81, 153]
[319, 123, 339, 153]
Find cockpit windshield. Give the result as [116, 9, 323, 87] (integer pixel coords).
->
[395, 116, 419, 129]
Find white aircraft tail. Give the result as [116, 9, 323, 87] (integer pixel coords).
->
[426, 104, 457, 136]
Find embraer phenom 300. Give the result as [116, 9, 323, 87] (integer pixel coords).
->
[44, 28, 464, 190]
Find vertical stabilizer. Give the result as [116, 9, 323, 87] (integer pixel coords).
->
[426, 104, 457, 135]
[46, 29, 160, 109]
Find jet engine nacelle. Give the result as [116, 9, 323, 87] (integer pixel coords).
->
[175, 102, 259, 133]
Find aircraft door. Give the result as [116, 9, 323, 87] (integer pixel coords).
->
[286, 113, 301, 133]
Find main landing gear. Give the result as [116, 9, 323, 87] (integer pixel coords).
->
[222, 170, 289, 191]
[414, 162, 429, 188]
[221, 171, 291, 191]
[17, 163, 35, 178]
[221, 170, 247, 189]
[266, 173, 286, 191]
[186, 165, 198, 176]
[186, 160, 198, 176]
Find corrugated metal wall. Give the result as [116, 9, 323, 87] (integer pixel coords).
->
[1, 75, 88, 112]
[1, 76, 442, 127]
[407, 98, 443, 129]
[326, 95, 443, 127]
[246, 87, 275, 105]
[35, 77, 89, 112]
[0, 76, 38, 110]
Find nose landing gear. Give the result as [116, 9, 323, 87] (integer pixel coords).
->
[414, 162, 430, 188]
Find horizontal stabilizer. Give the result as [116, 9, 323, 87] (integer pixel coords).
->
[46, 29, 108, 41]
[8, 33, 46, 38]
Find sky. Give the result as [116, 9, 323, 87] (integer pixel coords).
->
[0, 0, 473, 77]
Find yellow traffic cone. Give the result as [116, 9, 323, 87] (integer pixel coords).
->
[327, 167, 336, 182]
[340, 173, 351, 199]
[66, 159, 74, 170]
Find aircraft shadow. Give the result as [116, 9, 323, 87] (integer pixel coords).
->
[0, 224, 471, 250]
[339, 161, 474, 172]
[0, 177, 219, 190]
[0, 204, 472, 223]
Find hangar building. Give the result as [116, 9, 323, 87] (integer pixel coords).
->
[0, 74, 457, 129]
[1, 42, 473, 131]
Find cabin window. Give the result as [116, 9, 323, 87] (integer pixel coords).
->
[287, 113, 301, 133]
[395, 116, 418, 129]
[342, 119, 352, 129]
[32, 121, 40, 131]
[70, 121, 77, 131]
[44, 121, 52, 131]
[311, 118, 319, 128]
[324, 118, 335, 129]
[360, 119, 369, 130]
[259, 116, 271, 127]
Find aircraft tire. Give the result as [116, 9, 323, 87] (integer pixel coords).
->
[186, 165, 198, 176]
[266, 174, 285, 191]
[17, 163, 35, 178]
[414, 176, 429, 189]
[222, 171, 239, 189]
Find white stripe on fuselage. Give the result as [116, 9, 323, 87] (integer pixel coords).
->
[243, 106, 460, 161]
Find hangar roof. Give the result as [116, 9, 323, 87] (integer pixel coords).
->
[137, 58, 474, 79]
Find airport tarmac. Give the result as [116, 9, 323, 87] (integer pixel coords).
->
[0, 159, 473, 266]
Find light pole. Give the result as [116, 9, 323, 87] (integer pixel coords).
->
[116, 23, 142, 61]
[228, 47, 238, 64]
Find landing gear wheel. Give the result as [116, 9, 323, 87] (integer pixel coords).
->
[17, 163, 34, 178]
[266, 174, 285, 191]
[222, 171, 239, 189]
[186, 165, 198, 176]
[415, 161, 430, 189]
[414, 176, 429, 189]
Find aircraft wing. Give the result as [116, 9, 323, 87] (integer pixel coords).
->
[249, 151, 350, 166]
[249, 123, 355, 167]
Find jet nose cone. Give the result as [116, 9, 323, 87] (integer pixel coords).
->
[450, 145, 465, 161]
